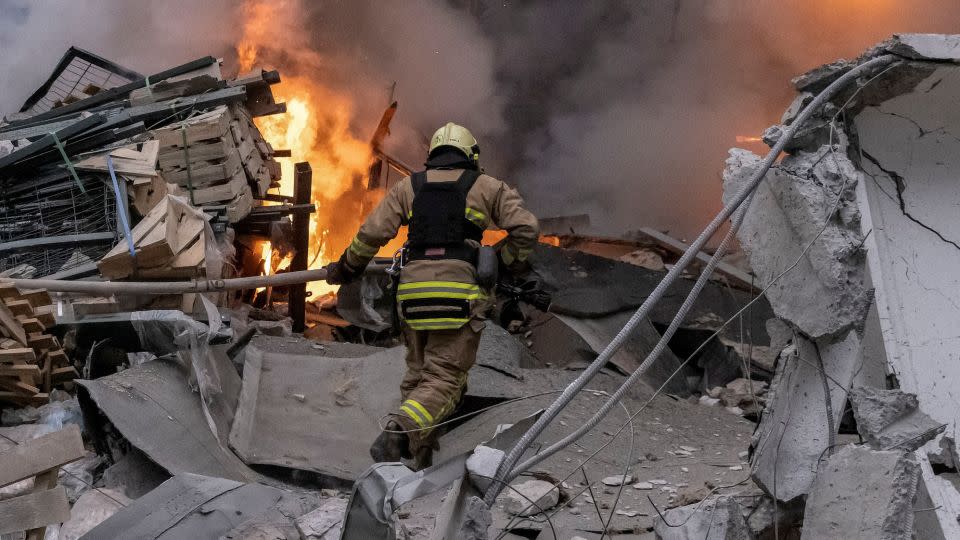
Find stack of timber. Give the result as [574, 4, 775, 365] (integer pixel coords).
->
[152, 102, 281, 222]
[0, 425, 85, 539]
[0, 49, 287, 290]
[0, 284, 75, 406]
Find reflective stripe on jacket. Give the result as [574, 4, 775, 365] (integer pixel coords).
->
[343, 168, 539, 329]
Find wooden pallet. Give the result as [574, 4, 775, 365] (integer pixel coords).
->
[0, 425, 85, 539]
[0, 285, 75, 406]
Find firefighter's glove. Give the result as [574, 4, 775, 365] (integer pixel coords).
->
[325, 255, 362, 285]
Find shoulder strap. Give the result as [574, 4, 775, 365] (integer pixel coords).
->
[455, 170, 481, 198]
[411, 171, 428, 195]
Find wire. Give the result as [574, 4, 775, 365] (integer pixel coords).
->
[483, 54, 899, 506]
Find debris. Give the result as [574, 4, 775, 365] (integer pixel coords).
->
[0, 425, 84, 537]
[58, 487, 131, 540]
[296, 496, 349, 540]
[601, 474, 633, 486]
[749, 333, 859, 502]
[499, 479, 559, 517]
[802, 445, 920, 539]
[654, 495, 751, 540]
[633, 482, 653, 490]
[848, 386, 944, 452]
[77, 357, 258, 482]
[83, 473, 319, 540]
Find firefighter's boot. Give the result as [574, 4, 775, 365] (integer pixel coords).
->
[370, 421, 410, 463]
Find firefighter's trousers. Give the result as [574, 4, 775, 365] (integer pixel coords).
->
[391, 321, 483, 452]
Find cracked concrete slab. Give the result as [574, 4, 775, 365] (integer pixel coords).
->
[848, 386, 945, 452]
[801, 445, 919, 540]
[723, 145, 870, 339]
[750, 332, 859, 502]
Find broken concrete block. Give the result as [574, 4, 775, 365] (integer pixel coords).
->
[750, 332, 859, 502]
[654, 495, 751, 540]
[296, 497, 348, 540]
[498, 479, 559, 517]
[723, 145, 870, 339]
[791, 59, 855, 93]
[848, 386, 945, 451]
[801, 445, 920, 540]
[466, 445, 504, 493]
[883, 33, 960, 61]
[601, 474, 633, 486]
[59, 488, 131, 540]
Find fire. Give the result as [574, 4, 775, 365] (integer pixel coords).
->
[736, 135, 763, 143]
[238, 0, 375, 299]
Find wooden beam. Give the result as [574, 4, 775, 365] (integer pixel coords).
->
[0, 349, 37, 364]
[16, 318, 45, 334]
[26, 335, 56, 351]
[0, 378, 39, 395]
[4, 300, 34, 318]
[0, 487, 71, 535]
[0, 425, 84, 488]
[0, 364, 41, 383]
[0, 392, 48, 407]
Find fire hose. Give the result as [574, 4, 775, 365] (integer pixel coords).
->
[482, 54, 899, 505]
[0, 264, 389, 296]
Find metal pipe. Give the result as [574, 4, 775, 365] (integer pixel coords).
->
[2, 264, 387, 296]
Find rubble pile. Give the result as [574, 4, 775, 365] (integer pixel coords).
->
[719, 33, 960, 539]
[1, 33, 959, 540]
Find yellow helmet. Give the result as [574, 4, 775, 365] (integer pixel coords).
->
[429, 122, 480, 163]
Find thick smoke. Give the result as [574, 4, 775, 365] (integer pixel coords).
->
[3, 0, 960, 239]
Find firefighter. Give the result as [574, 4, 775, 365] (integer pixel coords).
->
[326, 122, 539, 469]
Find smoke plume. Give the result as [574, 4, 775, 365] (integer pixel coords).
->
[3, 0, 960, 239]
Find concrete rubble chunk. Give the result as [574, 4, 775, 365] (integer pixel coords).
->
[723, 143, 870, 339]
[601, 474, 633, 486]
[801, 445, 920, 540]
[296, 497, 349, 540]
[498, 479, 560, 517]
[848, 386, 945, 451]
[750, 332, 859, 502]
[883, 33, 960, 61]
[654, 495, 751, 540]
[791, 60, 855, 93]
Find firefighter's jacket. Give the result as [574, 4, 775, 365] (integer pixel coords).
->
[344, 168, 540, 330]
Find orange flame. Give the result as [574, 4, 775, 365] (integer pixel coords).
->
[238, 0, 374, 298]
[735, 135, 763, 143]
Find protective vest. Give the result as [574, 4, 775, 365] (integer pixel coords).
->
[406, 169, 483, 263]
[398, 169, 484, 331]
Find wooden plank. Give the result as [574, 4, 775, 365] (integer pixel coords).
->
[0, 364, 40, 382]
[0, 302, 27, 346]
[0, 425, 84, 488]
[98, 196, 170, 279]
[152, 106, 232, 148]
[4, 300, 34, 318]
[187, 169, 248, 204]
[0, 283, 20, 300]
[161, 148, 242, 186]
[0, 392, 48, 407]
[0, 487, 71, 535]
[0, 377, 39, 395]
[158, 136, 234, 169]
[0, 348, 36, 364]
[634, 227, 756, 289]
[46, 350, 68, 367]
[50, 366, 78, 384]
[16, 318, 44, 334]
[26, 334, 56, 351]
[33, 306, 55, 329]
[24, 469, 59, 540]
[18, 290, 51, 309]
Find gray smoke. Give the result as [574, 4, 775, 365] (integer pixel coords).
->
[3, 0, 960, 239]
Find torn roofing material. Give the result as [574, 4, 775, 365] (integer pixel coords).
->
[229, 338, 527, 482]
[76, 358, 259, 483]
[81, 473, 319, 540]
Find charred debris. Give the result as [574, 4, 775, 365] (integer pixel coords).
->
[1, 34, 959, 539]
